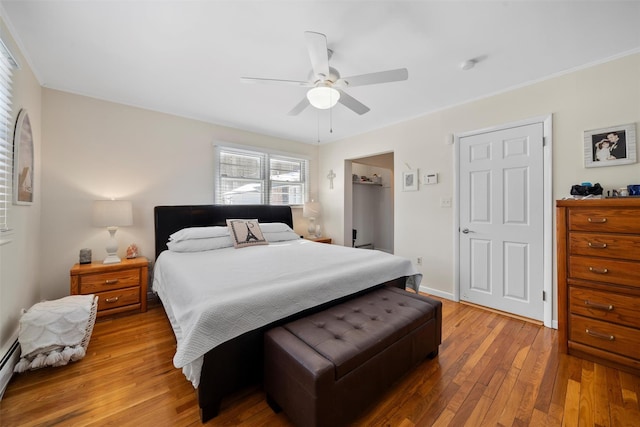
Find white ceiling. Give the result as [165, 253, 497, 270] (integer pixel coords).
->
[2, 1, 640, 144]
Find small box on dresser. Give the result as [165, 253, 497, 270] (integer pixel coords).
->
[70, 257, 148, 318]
[556, 198, 640, 375]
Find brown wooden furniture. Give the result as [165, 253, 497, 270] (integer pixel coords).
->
[306, 237, 332, 244]
[70, 257, 148, 318]
[556, 198, 640, 375]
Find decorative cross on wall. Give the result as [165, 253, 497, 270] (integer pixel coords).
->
[327, 169, 336, 190]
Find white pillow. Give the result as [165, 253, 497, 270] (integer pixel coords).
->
[259, 222, 294, 233]
[167, 236, 233, 252]
[169, 226, 229, 242]
[263, 230, 301, 242]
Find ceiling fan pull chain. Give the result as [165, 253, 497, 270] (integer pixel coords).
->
[330, 106, 333, 134]
[317, 111, 320, 143]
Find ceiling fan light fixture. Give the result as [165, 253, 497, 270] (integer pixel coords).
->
[307, 86, 340, 109]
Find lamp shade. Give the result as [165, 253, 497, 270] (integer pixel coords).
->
[307, 86, 340, 110]
[92, 200, 133, 227]
[303, 201, 321, 218]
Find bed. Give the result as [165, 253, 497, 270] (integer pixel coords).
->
[152, 204, 422, 422]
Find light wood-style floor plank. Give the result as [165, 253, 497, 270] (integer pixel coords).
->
[2, 297, 639, 426]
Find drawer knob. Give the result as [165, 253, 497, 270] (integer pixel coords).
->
[587, 242, 607, 249]
[105, 297, 119, 303]
[587, 217, 607, 223]
[588, 266, 608, 274]
[584, 300, 614, 311]
[105, 279, 119, 285]
[585, 329, 615, 341]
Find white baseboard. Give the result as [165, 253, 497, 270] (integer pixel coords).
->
[0, 339, 20, 400]
[418, 285, 455, 301]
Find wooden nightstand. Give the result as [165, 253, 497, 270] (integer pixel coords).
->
[70, 257, 148, 318]
[306, 237, 332, 244]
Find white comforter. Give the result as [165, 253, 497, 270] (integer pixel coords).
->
[153, 239, 421, 386]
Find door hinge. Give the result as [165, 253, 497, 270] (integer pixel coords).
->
[543, 291, 546, 301]
[542, 137, 547, 146]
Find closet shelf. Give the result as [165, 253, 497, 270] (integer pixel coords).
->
[353, 181, 382, 186]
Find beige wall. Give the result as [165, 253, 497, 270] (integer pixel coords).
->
[0, 18, 42, 360]
[319, 53, 640, 321]
[39, 89, 318, 301]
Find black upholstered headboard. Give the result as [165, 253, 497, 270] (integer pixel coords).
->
[153, 204, 294, 259]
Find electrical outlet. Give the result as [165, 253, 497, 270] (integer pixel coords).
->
[440, 197, 452, 208]
[417, 257, 423, 265]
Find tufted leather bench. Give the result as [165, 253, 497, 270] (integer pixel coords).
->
[264, 286, 442, 427]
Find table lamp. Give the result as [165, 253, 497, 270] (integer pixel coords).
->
[92, 200, 133, 264]
[303, 200, 321, 238]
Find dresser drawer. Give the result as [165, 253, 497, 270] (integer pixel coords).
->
[79, 269, 141, 293]
[569, 232, 640, 261]
[570, 314, 640, 361]
[569, 256, 640, 288]
[569, 287, 640, 328]
[569, 208, 640, 233]
[96, 287, 141, 312]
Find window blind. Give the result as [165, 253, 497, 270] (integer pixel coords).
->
[214, 145, 308, 205]
[0, 39, 15, 231]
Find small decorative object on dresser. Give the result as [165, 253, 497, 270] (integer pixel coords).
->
[79, 248, 92, 264]
[70, 257, 148, 318]
[126, 243, 139, 259]
[556, 198, 640, 375]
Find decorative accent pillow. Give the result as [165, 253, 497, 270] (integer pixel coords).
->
[226, 219, 268, 248]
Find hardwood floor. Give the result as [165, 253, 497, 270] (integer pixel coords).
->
[1, 297, 639, 426]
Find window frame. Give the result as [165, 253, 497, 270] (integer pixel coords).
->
[214, 143, 309, 206]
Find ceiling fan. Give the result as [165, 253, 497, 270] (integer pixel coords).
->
[241, 31, 408, 116]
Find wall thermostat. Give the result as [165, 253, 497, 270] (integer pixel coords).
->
[423, 171, 438, 185]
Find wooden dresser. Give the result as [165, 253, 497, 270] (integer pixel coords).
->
[70, 257, 148, 318]
[556, 198, 640, 374]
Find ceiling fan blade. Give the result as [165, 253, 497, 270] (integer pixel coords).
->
[288, 97, 310, 116]
[337, 68, 408, 88]
[304, 31, 330, 80]
[337, 90, 370, 115]
[240, 77, 312, 87]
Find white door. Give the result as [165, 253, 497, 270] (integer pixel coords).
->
[459, 123, 544, 320]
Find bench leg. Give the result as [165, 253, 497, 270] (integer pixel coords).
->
[427, 348, 439, 359]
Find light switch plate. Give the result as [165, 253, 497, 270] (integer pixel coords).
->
[423, 172, 438, 185]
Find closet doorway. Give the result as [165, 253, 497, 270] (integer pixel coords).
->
[347, 152, 394, 253]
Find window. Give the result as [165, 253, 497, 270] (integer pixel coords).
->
[214, 145, 308, 205]
[0, 39, 17, 231]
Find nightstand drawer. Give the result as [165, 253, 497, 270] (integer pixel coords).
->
[569, 287, 640, 328]
[96, 287, 140, 312]
[80, 269, 141, 294]
[570, 314, 640, 360]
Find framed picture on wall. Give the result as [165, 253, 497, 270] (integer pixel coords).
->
[584, 123, 637, 168]
[402, 170, 418, 191]
[13, 109, 34, 205]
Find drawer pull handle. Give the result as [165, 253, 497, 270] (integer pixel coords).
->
[584, 300, 614, 311]
[585, 329, 615, 341]
[588, 267, 608, 274]
[105, 279, 119, 285]
[587, 217, 607, 223]
[588, 242, 607, 249]
[105, 297, 119, 303]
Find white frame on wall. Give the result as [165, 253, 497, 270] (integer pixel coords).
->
[584, 123, 636, 168]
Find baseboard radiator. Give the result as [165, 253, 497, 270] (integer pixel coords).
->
[0, 339, 20, 399]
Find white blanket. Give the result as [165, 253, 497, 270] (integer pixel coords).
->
[15, 295, 98, 372]
[153, 240, 421, 386]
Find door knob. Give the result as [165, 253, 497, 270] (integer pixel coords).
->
[461, 228, 473, 234]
